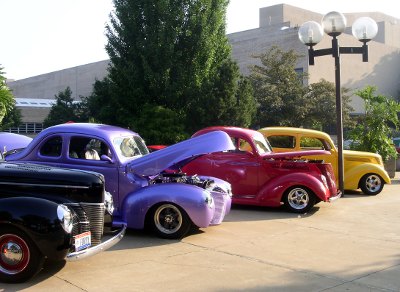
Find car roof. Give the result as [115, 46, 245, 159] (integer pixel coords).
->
[193, 126, 260, 140]
[38, 123, 140, 142]
[259, 127, 332, 140]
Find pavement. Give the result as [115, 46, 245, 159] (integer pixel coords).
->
[2, 174, 400, 292]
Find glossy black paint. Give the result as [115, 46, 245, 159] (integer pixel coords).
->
[0, 197, 71, 260]
[0, 162, 107, 261]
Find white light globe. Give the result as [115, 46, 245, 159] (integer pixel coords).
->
[352, 17, 378, 41]
[322, 11, 347, 36]
[298, 21, 324, 45]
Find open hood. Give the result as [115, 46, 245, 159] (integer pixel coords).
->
[128, 131, 235, 176]
[261, 149, 331, 159]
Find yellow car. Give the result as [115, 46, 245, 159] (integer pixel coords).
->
[259, 127, 391, 195]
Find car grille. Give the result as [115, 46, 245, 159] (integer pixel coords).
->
[210, 192, 227, 225]
[67, 203, 105, 246]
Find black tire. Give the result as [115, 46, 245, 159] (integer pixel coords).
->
[283, 186, 316, 213]
[149, 203, 192, 239]
[0, 227, 45, 283]
[360, 173, 384, 195]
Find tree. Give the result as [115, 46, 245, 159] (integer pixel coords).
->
[0, 66, 16, 125]
[0, 104, 22, 131]
[249, 46, 309, 128]
[349, 86, 400, 161]
[249, 46, 352, 131]
[44, 87, 83, 127]
[86, 0, 255, 143]
[305, 79, 354, 132]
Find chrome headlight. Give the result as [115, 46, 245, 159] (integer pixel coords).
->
[57, 204, 73, 233]
[104, 191, 114, 215]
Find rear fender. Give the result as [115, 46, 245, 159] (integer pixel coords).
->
[344, 163, 391, 190]
[257, 173, 329, 206]
[120, 183, 214, 229]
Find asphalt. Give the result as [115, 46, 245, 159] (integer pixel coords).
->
[2, 173, 400, 292]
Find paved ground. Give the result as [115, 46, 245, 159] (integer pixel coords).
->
[2, 174, 400, 292]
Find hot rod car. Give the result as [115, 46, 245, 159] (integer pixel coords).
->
[0, 162, 125, 283]
[5, 123, 234, 239]
[260, 127, 391, 195]
[183, 126, 341, 213]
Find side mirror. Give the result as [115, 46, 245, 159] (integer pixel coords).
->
[100, 154, 113, 163]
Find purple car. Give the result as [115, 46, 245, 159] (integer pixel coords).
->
[5, 123, 234, 239]
[0, 132, 32, 158]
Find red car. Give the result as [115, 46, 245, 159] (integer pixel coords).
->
[183, 126, 341, 213]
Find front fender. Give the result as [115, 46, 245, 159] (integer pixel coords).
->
[257, 173, 329, 206]
[344, 163, 391, 190]
[0, 197, 71, 260]
[120, 183, 214, 229]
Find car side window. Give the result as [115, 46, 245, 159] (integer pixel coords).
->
[268, 135, 296, 149]
[300, 137, 327, 150]
[40, 136, 62, 157]
[69, 136, 111, 160]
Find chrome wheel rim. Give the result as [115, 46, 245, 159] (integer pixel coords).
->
[287, 188, 309, 210]
[365, 174, 382, 193]
[0, 234, 30, 275]
[154, 204, 183, 235]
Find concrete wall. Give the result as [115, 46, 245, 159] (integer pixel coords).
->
[9, 60, 109, 101]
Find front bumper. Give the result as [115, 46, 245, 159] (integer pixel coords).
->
[329, 190, 342, 202]
[66, 224, 126, 261]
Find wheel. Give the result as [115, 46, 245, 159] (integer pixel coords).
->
[283, 187, 316, 213]
[149, 203, 192, 239]
[360, 173, 384, 195]
[0, 227, 44, 283]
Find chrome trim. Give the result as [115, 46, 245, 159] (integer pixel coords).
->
[329, 191, 342, 202]
[65, 202, 104, 206]
[0, 181, 89, 189]
[66, 224, 126, 261]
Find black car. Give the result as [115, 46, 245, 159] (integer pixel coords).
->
[0, 162, 126, 283]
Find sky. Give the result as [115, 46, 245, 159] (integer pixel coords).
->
[1, 0, 398, 80]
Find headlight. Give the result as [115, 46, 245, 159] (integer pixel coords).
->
[57, 204, 73, 233]
[204, 191, 213, 208]
[104, 191, 114, 215]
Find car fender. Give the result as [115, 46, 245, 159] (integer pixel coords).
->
[120, 183, 214, 229]
[0, 196, 70, 260]
[256, 173, 329, 206]
[344, 163, 391, 190]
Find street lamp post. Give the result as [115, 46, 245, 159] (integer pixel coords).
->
[298, 12, 378, 195]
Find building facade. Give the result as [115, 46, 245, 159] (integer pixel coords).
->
[6, 4, 400, 134]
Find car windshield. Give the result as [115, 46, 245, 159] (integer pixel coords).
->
[253, 133, 272, 154]
[113, 136, 149, 158]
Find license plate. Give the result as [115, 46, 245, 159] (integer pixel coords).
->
[74, 231, 91, 251]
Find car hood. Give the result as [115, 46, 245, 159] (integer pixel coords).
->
[261, 149, 331, 159]
[343, 149, 383, 164]
[128, 131, 235, 176]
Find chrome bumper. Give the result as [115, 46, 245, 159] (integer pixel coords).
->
[66, 224, 126, 261]
[329, 190, 342, 202]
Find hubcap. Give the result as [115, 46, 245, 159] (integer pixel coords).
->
[0, 234, 30, 275]
[365, 174, 382, 193]
[287, 188, 309, 210]
[154, 204, 182, 234]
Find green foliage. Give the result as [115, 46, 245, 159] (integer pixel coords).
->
[305, 79, 354, 131]
[249, 47, 353, 131]
[0, 66, 16, 125]
[44, 87, 85, 128]
[0, 103, 22, 131]
[249, 46, 308, 127]
[84, 0, 255, 143]
[349, 86, 400, 161]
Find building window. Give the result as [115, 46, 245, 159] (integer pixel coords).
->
[6, 123, 44, 134]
